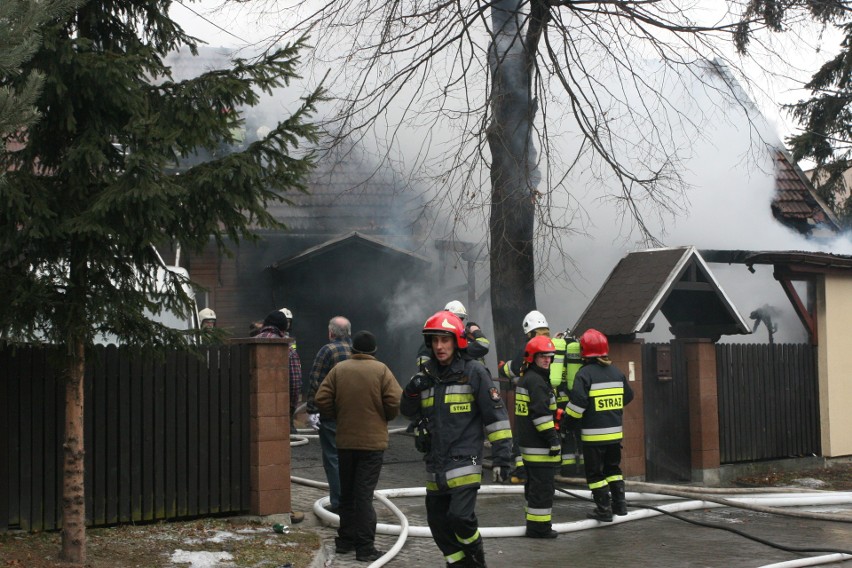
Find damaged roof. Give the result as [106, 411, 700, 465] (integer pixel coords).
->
[572, 246, 750, 340]
[773, 149, 841, 236]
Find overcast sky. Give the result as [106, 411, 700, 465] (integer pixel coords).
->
[169, 0, 843, 149]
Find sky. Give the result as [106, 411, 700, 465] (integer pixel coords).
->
[167, 1, 850, 347]
[168, 1, 843, 147]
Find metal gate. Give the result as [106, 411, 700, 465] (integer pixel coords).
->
[643, 342, 691, 481]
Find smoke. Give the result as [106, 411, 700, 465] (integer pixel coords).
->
[532, 62, 846, 345]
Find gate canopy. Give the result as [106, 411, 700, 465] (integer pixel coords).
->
[573, 246, 750, 341]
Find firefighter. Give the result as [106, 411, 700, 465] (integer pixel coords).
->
[401, 310, 513, 568]
[416, 300, 490, 370]
[498, 310, 555, 484]
[515, 335, 561, 539]
[198, 307, 217, 328]
[563, 328, 634, 521]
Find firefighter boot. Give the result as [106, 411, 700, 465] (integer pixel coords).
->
[467, 542, 488, 568]
[610, 480, 628, 516]
[587, 487, 614, 522]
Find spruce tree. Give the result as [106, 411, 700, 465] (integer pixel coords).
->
[0, 1, 321, 563]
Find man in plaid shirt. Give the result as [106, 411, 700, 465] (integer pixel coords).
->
[255, 309, 302, 430]
[306, 316, 352, 513]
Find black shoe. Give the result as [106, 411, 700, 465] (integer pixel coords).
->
[525, 529, 558, 539]
[587, 508, 614, 522]
[335, 539, 355, 554]
[356, 549, 385, 562]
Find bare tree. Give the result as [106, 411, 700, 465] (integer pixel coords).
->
[246, 0, 833, 358]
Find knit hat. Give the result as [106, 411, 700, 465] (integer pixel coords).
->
[352, 330, 377, 354]
[263, 310, 289, 332]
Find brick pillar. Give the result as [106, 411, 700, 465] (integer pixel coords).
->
[610, 341, 645, 479]
[682, 338, 720, 484]
[234, 337, 292, 516]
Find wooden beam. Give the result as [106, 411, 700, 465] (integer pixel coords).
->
[775, 273, 817, 345]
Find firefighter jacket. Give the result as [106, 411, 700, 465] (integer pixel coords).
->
[515, 365, 561, 467]
[564, 359, 634, 446]
[415, 326, 490, 370]
[400, 355, 513, 493]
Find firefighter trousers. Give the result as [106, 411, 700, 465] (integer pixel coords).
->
[583, 443, 623, 490]
[425, 487, 482, 565]
[522, 463, 558, 536]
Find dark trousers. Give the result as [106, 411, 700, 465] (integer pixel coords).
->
[337, 449, 384, 555]
[523, 463, 558, 535]
[583, 443, 622, 489]
[425, 487, 481, 563]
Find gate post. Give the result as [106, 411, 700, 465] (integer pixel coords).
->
[237, 337, 292, 516]
[610, 341, 645, 478]
[682, 339, 720, 484]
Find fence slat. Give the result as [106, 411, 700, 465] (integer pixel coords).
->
[164, 351, 177, 519]
[106, 346, 120, 525]
[208, 353, 220, 514]
[185, 352, 199, 517]
[0, 348, 12, 533]
[219, 347, 231, 512]
[175, 350, 189, 518]
[119, 348, 132, 523]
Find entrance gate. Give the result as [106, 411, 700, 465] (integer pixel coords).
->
[642, 342, 690, 481]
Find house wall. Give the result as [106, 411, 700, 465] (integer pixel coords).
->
[817, 274, 852, 457]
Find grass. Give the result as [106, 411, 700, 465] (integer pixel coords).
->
[0, 517, 321, 568]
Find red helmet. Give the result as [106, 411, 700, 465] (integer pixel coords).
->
[580, 328, 609, 358]
[423, 310, 468, 349]
[524, 335, 556, 363]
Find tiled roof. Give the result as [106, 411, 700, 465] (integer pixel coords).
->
[773, 150, 840, 233]
[573, 247, 750, 339]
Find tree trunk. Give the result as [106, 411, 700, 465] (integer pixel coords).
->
[487, 0, 538, 360]
[61, 330, 86, 564]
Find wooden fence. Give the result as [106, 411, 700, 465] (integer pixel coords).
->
[1, 344, 250, 533]
[717, 343, 820, 463]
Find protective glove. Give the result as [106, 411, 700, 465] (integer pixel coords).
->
[307, 413, 320, 431]
[405, 373, 433, 397]
[548, 437, 562, 457]
[492, 466, 508, 483]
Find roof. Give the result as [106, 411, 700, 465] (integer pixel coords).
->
[773, 149, 841, 235]
[267, 231, 431, 271]
[700, 249, 852, 272]
[573, 246, 750, 340]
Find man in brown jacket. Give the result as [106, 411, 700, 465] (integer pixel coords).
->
[315, 330, 402, 562]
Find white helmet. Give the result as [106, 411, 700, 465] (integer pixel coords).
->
[443, 300, 467, 321]
[198, 307, 217, 322]
[279, 307, 293, 320]
[522, 310, 548, 335]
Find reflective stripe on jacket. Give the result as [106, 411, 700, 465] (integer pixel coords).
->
[565, 361, 634, 445]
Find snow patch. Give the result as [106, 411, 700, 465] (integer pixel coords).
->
[170, 549, 234, 567]
[792, 477, 829, 488]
